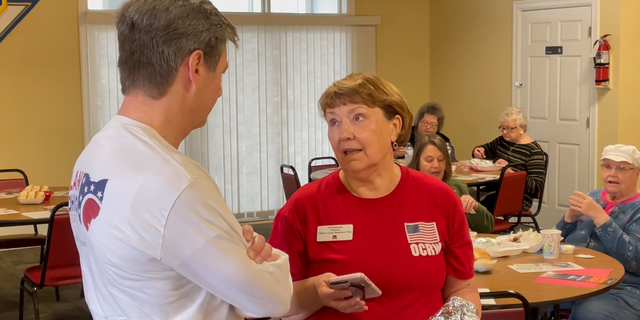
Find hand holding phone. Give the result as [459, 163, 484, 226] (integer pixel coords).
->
[328, 272, 382, 300]
[315, 273, 369, 314]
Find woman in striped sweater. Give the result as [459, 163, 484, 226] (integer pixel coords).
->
[472, 107, 546, 212]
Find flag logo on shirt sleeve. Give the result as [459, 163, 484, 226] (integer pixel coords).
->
[70, 171, 108, 231]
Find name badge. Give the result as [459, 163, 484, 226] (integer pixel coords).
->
[317, 224, 353, 242]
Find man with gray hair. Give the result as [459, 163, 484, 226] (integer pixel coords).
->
[68, 1, 293, 319]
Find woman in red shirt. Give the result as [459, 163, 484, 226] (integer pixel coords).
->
[269, 73, 480, 319]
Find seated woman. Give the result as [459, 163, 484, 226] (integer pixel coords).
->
[409, 102, 457, 162]
[269, 73, 480, 319]
[557, 144, 640, 320]
[408, 135, 494, 233]
[471, 107, 545, 212]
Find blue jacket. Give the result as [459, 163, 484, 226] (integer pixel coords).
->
[556, 189, 640, 295]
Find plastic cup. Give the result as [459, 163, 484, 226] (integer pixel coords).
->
[561, 244, 575, 254]
[541, 229, 562, 259]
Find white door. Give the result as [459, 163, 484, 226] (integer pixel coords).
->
[514, 5, 593, 228]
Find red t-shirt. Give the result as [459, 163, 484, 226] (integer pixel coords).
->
[269, 165, 474, 319]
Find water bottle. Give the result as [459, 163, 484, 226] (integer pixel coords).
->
[404, 143, 413, 163]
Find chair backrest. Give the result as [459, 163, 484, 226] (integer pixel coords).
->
[531, 151, 550, 215]
[493, 164, 528, 218]
[0, 169, 29, 190]
[308, 157, 339, 182]
[39, 202, 81, 286]
[280, 165, 301, 201]
[480, 291, 531, 320]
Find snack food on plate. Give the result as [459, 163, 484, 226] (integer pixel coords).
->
[473, 248, 491, 260]
[515, 230, 541, 244]
[509, 234, 522, 243]
[475, 258, 494, 265]
[18, 186, 47, 200]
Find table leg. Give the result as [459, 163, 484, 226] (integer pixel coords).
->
[532, 306, 541, 319]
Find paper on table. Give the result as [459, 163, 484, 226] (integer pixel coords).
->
[0, 193, 19, 199]
[452, 175, 478, 181]
[472, 174, 500, 178]
[52, 191, 69, 197]
[533, 269, 613, 288]
[478, 288, 496, 305]
[508, 262, 583, 273]
[22, 211, 51, 219]
[0, 209, 20, 215]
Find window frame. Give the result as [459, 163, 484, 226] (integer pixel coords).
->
[82, 0, 355, 14]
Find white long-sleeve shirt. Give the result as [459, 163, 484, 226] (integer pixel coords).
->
[69, 115, 292, 320]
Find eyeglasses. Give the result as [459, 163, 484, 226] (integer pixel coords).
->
[498, 126, 518, 132]
[420, 121, 438, 129]
[600, 163, 636, 174]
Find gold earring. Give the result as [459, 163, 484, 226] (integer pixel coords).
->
[520, 131, 524, 134]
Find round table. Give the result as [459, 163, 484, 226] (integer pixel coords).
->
[453, 168, 501, 185]
[453, 168, 501, 199]
[474, 234, 624, 309]
[310, 167, 340, 181]
[0, 187, 68, 227]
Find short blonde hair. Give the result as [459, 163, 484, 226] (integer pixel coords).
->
[500, 107, 528, 128]
[318, 72, 414, 146]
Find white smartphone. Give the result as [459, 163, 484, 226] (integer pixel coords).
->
[328, 272, 382, 300]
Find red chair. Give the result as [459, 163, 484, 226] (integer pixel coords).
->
[481, 291, 531, 320]
[0, 168, 29, 191]
[308, 156, 339, 183]
[516, 151, 549, 232]
[492, 165, 528, 233]
[19, 202, 82, 320]
[0, 169, 45, 259]
[280, 164, 301, 201]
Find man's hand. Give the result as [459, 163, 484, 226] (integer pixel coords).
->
[242, 225, 278, 264]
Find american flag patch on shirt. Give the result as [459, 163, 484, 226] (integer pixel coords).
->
[405, 222, 440, 243]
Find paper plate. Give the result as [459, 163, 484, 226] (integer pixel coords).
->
[17, 197, 45, 205]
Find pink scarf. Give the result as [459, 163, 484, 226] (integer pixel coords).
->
[600, 190, 640, 215]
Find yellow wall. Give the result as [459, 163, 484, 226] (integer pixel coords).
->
[429, 0, 514, 157]
[430, 0, 639, 177]
[596, 0, 620, 162]
[0, 0, 83, 187]
[617, 0, 640, 149]
[356, 0, 430, 113]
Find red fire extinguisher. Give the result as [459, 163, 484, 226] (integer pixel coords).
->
[594, 34, 611, 87]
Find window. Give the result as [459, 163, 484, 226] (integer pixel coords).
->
[88, 0, 345, 13]
[271, 0, 339, 14]
[210, 0, 261, 13]
[80, 4, 377, 218]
